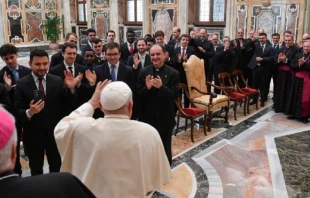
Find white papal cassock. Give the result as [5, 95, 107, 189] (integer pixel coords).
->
[54, 103, 171, 197]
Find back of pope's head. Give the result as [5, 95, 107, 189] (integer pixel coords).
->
[100, 81, 133, 116]
[0, 107, 17, 174]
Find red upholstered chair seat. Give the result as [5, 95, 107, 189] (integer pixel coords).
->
[228, 92, 245, 99]
[181, 108, 205, 116]
[241, 88, 257, 94]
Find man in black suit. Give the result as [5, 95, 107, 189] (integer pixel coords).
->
[212, 36, 237, 94]
[0, 107, 95, 198]
[193, 28, 214, 91]
[91, 38, 106, 65]
[271, 33, 281, 97]
[0, 44, 32, 176]
[81, 29, 97, 58]
[168, 27, 181, 49]
[50, 33, 84, 68]
[120, 30, 136, 65]
[49, 42, 90, 114]
[154, 30, 175, 68]
[172, 34, 194, 107]
[14, 49, 78, 175]
[234, 28, 255, 87]
[136, 44, 179, 165]
[248, 33, 274, 107]
[0, 83, 10, 109]
[86, 42, 135, 118]
[127, 38, 152, 120]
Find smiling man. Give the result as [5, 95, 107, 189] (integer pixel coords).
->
[120, 30, 136, 64]
[136, 44, 179, 165]
[14, 49, 78, 175]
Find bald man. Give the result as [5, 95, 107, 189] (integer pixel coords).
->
[55, 80, 171, 197]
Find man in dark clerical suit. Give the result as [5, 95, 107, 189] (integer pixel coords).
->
[172, 34, 194, 107]
[81, 28, 97, 58]
[212, 36, 237, 94]
[234, 29, 255, 87]
[120, 30, 137, 65]
[271, 33, 281, 97]
[137, 44, 179, 165]
[0, 107, 95, 198]
[86, 42, 135, 118]
[0, 44, 32, 176]
[14, 49, 78, 176]
[50, 33, 84, 68]
[127, 38, 152, 120]
[193, 28, 214, 91]
[248, 33, 273, 107]
[49, 42, 89, 114]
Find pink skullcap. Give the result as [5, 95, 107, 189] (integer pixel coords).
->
[0, 108, 15, 149]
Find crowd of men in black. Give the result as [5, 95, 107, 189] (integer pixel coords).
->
[0, 26, 310, 180]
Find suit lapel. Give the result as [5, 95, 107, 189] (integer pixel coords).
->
[104, 63, 111, 80]
[117, 63, 125, 81]
[28, 74, 37, 93]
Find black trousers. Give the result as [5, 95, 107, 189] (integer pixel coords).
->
[158, 128, 173, 166]
[24, 130, 61, 176]
[13, 127, 22, 176]
[252, 65, 271, 102]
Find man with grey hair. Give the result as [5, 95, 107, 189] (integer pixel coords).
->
[0, 108, 95, 197]
[54, 80, 171, 197]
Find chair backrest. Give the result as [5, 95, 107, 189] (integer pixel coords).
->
[183, 55, 207, 100]
[232, 69, 248, 89]
[218, 72, 234, 95]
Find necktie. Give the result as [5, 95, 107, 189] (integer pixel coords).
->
[11, 69, 19, 82]
[38, 78, 46, 98]
[140, 56, 145, 68]
[68, 66, 73, 74]
[273, 45, 276, 49]
[110, 65, 116, 81]
[129, 44, 134, 55]
[181, 48, 185, 60]
[261, 45, 264, 53]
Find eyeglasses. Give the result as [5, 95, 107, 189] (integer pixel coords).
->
[106, 53, 119, 58]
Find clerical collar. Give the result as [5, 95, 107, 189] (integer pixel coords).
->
[105, 114, 130, 119]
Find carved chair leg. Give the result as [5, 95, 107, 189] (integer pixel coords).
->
[191, 118, 194, 142]
[256, 94, 259, 110]
[234, 101, 237, 120]
[247, 96, 250, 114]
[243, 98, 247, 116]
[204, 113, 208, 134]
[185, 118, 188, 131]
[175, 115, 180, 136]
[224, 106, 229, 123]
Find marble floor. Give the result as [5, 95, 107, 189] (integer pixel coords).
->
[4, 54, 309, 198]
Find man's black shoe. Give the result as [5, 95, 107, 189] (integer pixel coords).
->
[287, 116, 295, 120]
[300, 118, 309, 124]
[250, 100, 257, 105]
[260, 101, 265, 107]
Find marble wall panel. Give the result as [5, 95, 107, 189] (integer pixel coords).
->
[70, 0, 76, 23]
[25, 0, 41, 9]
[285, 4, 299, 41]
[7, 0, 20, 9]
[26, 12, 43, 42]
[251, 5, 281, 40]
[236, 5, 248, 35]
[91, 0, 109, 9]
[91, 11, 109, 40]
[7, 11, 24, 43]
[45, 0, 56, 10]
[151, 8, 174, 43]
[119, 26, 124, 44]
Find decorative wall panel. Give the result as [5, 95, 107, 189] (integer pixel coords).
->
[26, 12, 43, 42]
[91, 11, 109, 40]
[236, 5, 248, 35]
[91, 0, 109, 9]
[251, 5, 281, 40]
[2, 0, 63, 44]
[70, 0, 76, 23]
[285, 4, 299, 41]
[151, 8, 174, 43]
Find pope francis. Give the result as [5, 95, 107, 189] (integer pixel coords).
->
[54, 80, 171, 197]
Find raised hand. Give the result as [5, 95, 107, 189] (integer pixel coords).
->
[145, 75, 154, 90]
[3, 71, 12, 87]
[299, 58, 305, 67]
[88, 79, 111, 109]
[153, 75, 162, 88]
[177, 54, 182, 62]
[133, 54, 140, 68]
[28, 99, 45, 116]
[85, 69, 97, 85]
[64, 70, 77, 89]
[75, 72, 83, 87]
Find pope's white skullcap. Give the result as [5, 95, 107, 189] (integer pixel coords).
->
[100, 81, 132, 111]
